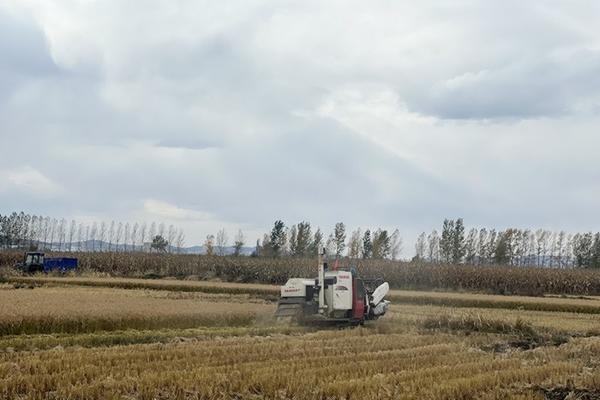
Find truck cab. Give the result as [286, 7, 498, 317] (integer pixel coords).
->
[20, 252, 45, 273]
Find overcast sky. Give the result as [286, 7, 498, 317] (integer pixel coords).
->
[1, 1, 599, 254]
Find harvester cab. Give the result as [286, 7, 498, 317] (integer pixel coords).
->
[275, 250, 390, 325]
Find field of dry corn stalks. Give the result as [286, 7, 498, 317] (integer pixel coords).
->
[1, 277, 600, 399]
[4, 250, 600, 296]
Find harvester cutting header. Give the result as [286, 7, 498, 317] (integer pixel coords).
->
[275, 250, 390, 325]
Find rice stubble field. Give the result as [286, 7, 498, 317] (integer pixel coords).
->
[1, 278, 600, 399]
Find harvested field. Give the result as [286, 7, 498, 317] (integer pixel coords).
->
[1, 277, 600, 399]
[2, 327, 600, 399]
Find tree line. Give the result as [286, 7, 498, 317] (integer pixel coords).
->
[414, 218, 600, 268]
[9, 210, 597, 269]
[0, 211, 186, 253]
[204, 220, 403, 260]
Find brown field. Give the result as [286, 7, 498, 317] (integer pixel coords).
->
[0, 285, 272, 335]
[5, 275, 280, 297]
[1, 277, 600, 399]
[9, 275, 600, 314]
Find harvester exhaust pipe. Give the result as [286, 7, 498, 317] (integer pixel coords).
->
[318, 248, 326, 313]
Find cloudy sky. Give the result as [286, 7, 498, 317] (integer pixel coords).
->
[1, 1, 599, 253]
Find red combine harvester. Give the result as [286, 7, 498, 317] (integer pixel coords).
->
[274, 250, 390, 325]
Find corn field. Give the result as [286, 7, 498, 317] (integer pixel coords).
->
[3, 251, 600, 295]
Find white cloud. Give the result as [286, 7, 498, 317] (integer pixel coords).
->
[0, 0, 599, 250]
[143, 200, 212, 221]
[0, 166, 63, 196]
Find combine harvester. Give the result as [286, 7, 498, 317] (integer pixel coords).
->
[275, 250, 390, 325]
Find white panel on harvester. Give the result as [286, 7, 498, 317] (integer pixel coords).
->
[371, 282, 389, 306]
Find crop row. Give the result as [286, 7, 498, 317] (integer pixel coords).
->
[1, 328, 599, 399]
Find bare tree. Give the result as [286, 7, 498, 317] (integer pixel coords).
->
[204, 234, 215, 256]
[98, 222, 107, 252]
[28, 215, 38, 249]
[139, 223, 147, 251]
[216, 228, 228, 256]
[67, 220, 76, 251]
[107, 221, 115, 252]
[167, 225, 177, 253]
[36, 216, 45, 249]
[550, 232, 559, 267]
[415, 232, 426, 261]
[122, 223, 130, 252]
[76, 223, 84, 251]
[115, 222, 123, 252]
[57, 218, 66, 251]
[518, 230, 531, 266]
[486, 229, 497, 265]
[541, 230, 550, 266]
[427, 230, 440, 263]
[84, 224, 90, 251]
[556, 231, 567, 268]
[565, 233, 574, 268]
[41, 217, 51, 250]
[148, 222, 157, 247]
[535, 229, 545, 266]
[90, 222, 98, 252]
[49, 218, 58, 250]
[175, 229, 186, 253]
[389, 229, 402, 260]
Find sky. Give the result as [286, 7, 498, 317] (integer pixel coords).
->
[1, 1, 599, 255]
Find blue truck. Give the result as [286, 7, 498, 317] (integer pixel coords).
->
[17, 252, 78, 274]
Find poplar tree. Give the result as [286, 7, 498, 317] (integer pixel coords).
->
[590, 233, 600, 268]
[440, 219, 454, 263]
[270, 220, 286, 257]
[333, 222, 346, 258]
[451, 218, 465, 264]
[464, 228, 478, 264]
[295, 222, 312, 257]
[362, 230, 372, 259]
[372, 229, 391, 259]
[309, 228, 323, 255]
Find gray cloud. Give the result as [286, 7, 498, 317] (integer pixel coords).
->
[0, 1, 599, 251]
